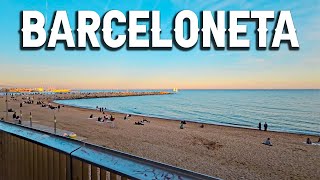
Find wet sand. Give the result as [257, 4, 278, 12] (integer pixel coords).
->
[0, 93, 319, 180]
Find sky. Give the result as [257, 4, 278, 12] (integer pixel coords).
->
[0, 0, 319, 89]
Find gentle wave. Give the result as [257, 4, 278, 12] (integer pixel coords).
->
[55, 90, 320, 136]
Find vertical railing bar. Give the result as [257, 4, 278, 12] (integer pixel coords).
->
[72, 157, 83, 180]
[43, 147, 49, 180]
[53, 151, 60, 180]
[17, 137, 21, 180]
[110, 172, 117, 180]
[91, 165, 98, 180]
[0, 132, 3, 179]
[48, 148, 54, 180]
[33, 143, 38, 180]
[13, 135, 17, 180]
[38, 145, 44, 180]
[66, 155, 71, 180]
[100, 169, 106, 180]
[29, 140, 34, 180]
[59, 153, 67, 180]
[82, 162, 89, 180]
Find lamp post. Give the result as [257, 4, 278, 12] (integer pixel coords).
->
[20, 110, 22, 121]
[5, 88, 8, 121]
[54, 111, 57, 134]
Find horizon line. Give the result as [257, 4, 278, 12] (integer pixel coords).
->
[1, 86, 319, 91]
[72, 88, 320, 90]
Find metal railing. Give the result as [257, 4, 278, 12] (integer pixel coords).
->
[0, 121, 219, 180]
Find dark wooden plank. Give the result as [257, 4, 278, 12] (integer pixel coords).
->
[28, 141, 34, 180]
[110, 172, 117, 180]
[13, 136, 17, 180]
[91, 165, 98, 180]
[100, 169, 107, 180]
[53, 151, 60, 180]
[59, 153, 67, 180]
[33, 143, 38, 180]
[38, 145, 43, 180]
[48, 148, 54, 180]
[82, 162, 89, 180]
[17, 138, 22, 180]
[43, 147, 49, 180]
[72, 158, 82, 180]
[66, 155, 71, 180]
[23, 139, 28, 180]
[121, 176, 128, 180]
[0, 132, 4, 179]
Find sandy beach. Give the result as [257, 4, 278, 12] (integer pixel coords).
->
[0, 92, 319, 180]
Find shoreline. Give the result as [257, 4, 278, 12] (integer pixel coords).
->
[1, 93, 319, 179]
[56, 101, 320, 137]
[54, 99, 319, 137]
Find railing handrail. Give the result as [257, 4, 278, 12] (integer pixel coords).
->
[0, 121, 220, 180]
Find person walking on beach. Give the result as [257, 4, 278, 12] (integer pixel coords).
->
[264, 122, 268, 131]
[258, 122, 262, 130]
[58, 105, 60, 112]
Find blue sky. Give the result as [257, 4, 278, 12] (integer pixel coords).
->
[0, 0, 319, 89]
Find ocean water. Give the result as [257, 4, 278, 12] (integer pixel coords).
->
[55, 90, 320, 136]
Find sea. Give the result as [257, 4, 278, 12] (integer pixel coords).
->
[53, 90, 319, 136]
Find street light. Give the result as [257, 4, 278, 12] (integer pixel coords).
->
[54, 110, 57, 134]
[5, 88, 8, 121]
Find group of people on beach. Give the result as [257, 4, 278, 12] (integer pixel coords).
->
[12, 112, 22, 124]
[134, 118, 150, 125]
[259, 122, 320, 146]
[36, 101, 45, 105]
[306, 137, 320, 145]
[94, 105, 154, 127]
[3, 95, 65, 126]
[258, 122, 268, 131]
[90, 111, 116, 128]
[180, 120, 187, 129]
[124, 114, 131, 120]
[180, 121, 206, 129]
[97, 107, 107, 112]
[22, 96, 34, 105]
[38, 102, 61, 111]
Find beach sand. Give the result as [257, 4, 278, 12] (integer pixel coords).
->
[0, 93, 319, 180]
